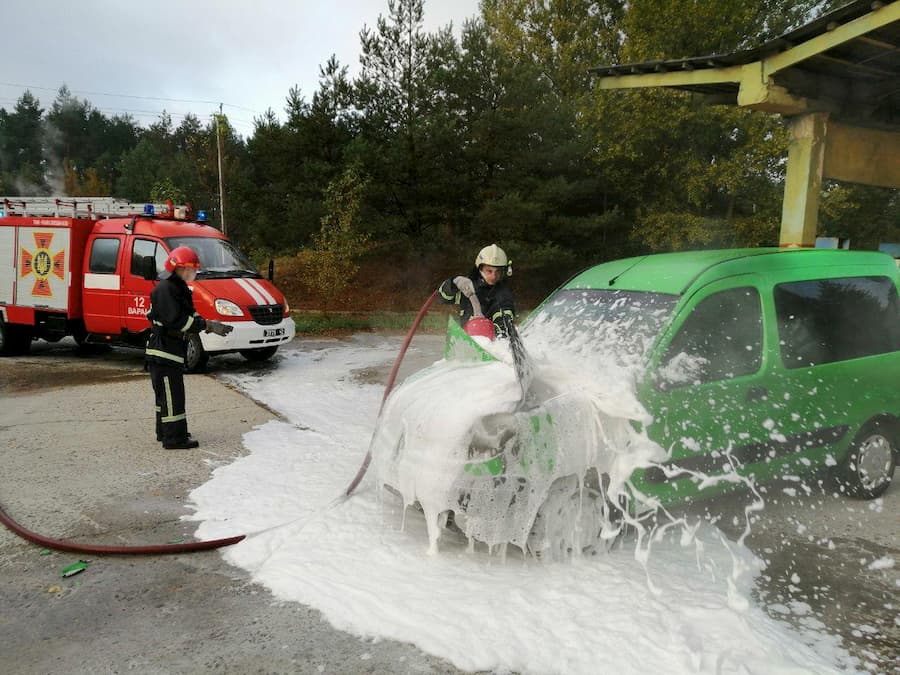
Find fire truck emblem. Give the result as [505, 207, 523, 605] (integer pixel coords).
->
[20, 232, 66, 297]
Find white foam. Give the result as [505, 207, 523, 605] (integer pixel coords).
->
[188, 337, 857, 674]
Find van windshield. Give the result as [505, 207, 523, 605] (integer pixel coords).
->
[166, 237, 260, 279]
[524, 288, 678, 364]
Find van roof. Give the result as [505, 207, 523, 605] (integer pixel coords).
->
[90, 217, 226, 240]
[565, 248, 897, 295]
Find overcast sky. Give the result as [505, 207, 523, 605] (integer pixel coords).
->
[2, 0, 480, 137]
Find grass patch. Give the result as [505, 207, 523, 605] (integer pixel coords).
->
[293, 310, 451, 335]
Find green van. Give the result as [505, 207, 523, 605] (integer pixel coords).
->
[451, 248, 900, 509]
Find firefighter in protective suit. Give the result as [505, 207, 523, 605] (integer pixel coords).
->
[439, 244, 516, 337]
[146, 246, 232, 449]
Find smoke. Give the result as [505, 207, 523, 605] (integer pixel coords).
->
[39, 121, 68, 196]
[0, 91, 83, 197]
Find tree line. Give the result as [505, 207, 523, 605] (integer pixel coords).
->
[1, 0, 897, 302]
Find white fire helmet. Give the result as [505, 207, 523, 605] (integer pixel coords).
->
[475, 244, 512, 276]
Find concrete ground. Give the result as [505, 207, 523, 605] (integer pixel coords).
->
[0, 337, 897, 674]
[0, 339, 463, 675]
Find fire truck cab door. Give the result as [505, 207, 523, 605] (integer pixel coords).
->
[82, 235, 125, 334]
[122, 237, 167, 333]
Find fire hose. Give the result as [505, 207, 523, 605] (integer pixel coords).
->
[342, 291, 437, 498]
[0, 292, 438, 555]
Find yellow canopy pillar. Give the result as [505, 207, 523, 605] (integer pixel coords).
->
[780, 113, 828, 247]
[591, 0, 900, 250]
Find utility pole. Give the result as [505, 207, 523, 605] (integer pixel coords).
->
[216, 103, 226, 235]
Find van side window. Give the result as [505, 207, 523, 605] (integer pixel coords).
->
[774, 276, 900, 368]
[88, 238, 121, 274]
[660, 287, 763, 386]
[130, 239, 167, 276]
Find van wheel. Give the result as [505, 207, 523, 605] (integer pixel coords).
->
[239, 346, 278, 362]
[0, 319, 32, 356]
[834, 420, 896, 499]
[185, 333, 209, 373]
[526, 472, 623, 559]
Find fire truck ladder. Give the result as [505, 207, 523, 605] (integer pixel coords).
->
[1, 196, 187, 219]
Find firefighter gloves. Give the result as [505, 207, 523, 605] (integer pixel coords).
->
[454, 276, 476, 299]
[206, 320, 234, 337]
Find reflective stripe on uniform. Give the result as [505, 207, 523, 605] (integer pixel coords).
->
[492, 309, 515, 321]
[180, 315, 194, 332]
[146, 348, 184, 364]
[439, 286, 456, 301]
[163, 376, 175, 419]
[161, 412, 187, 423]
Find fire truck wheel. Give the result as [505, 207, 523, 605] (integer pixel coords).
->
[0, 320, 33, 356]
[72, 322, 89, 346]
[185, 333, 209, 373]
[239, 346, 278, 362]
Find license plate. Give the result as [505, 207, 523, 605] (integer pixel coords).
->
[263, 328, 285, 338]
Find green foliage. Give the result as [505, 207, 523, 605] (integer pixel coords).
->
[820, 183, 900, 250]
[620, 0, 826, 61]
[305, 166, 371, 310]
[294, 310, 449, 335]
[150, 177, 187, 204]
[0, 0, 895, 308]
[0, 91, 46, 193]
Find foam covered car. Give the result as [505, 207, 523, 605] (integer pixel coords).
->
[376, 249, 900, 554]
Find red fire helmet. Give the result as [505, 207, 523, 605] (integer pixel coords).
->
[164, 246, 201, 273]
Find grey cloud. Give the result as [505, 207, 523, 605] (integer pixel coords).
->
[4, 0, 479, 136]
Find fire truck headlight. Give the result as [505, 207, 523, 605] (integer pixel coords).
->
[215, 299, 244, 317]
[283, 299, 291, 316]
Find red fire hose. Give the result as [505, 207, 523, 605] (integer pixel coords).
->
[342, 291, 437, 497]
[0, 505, 244, 555]
[0, 292, 438, 555]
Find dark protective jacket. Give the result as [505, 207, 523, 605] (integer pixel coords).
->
[145, 274, 207, 366]
[439, 269, 516, 337]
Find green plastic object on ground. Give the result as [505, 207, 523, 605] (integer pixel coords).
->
[60, 561, 89, 578]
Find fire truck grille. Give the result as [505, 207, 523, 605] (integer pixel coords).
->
[249, 304, 284, 325]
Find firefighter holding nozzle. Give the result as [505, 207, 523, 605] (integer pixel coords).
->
[439, 244, 516, 338]
[146, 246, 232, 449]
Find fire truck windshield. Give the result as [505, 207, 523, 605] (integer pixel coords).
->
[166, 237, 260, 278]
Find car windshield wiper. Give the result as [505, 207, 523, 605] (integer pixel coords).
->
[197, 269, 262, 279]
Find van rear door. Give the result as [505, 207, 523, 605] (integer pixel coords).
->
[761, 268, 900, 475]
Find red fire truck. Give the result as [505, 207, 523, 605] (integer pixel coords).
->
[0, 197, 295, 371]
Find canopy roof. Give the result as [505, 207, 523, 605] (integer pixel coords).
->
[591, 0, 900, 131]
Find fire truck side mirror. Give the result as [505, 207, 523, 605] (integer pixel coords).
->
[268, 258, 275, 282]
[141, 256, 158, 282]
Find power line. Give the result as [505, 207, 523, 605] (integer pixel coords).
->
[0, 81, 260, 115]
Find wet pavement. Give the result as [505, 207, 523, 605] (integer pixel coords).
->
[0, 334, 897, 673]
[0, 336, 466, 675]
[704, 484, 898, 672]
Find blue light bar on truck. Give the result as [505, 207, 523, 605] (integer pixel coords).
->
[143, 204, 155, 216]
[196, 210, 208, 223]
